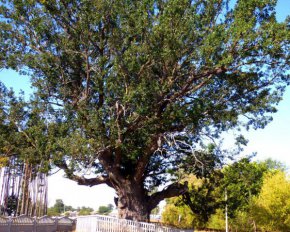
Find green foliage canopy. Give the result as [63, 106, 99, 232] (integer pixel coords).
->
[0, 0, 289, 220]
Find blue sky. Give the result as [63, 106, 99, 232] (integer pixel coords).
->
[0, 0, 289, 209]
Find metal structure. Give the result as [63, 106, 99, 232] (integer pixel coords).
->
[0, 156, 48, 217]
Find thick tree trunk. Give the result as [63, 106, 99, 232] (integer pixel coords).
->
[114, 180, 189, 221]
[115, 180, 150, 222]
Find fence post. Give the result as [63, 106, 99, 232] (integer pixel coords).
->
[8, 216, 11, 232]
[55, 217, 58, 231]
[33, 216, 37, 232]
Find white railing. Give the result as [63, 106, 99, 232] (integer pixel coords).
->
[76, 215, 193, 232]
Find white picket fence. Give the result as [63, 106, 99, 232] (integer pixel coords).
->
[76, 215, 193, 232]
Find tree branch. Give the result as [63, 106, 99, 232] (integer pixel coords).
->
[134, 134, 161, 183]
[169, 67, 226, 102]
[71, 174, 112, 187]
[148, 182, 188, 211]
[54, 159, 113, 187]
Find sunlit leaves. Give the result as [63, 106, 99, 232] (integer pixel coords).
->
[250, 171, 290, 231]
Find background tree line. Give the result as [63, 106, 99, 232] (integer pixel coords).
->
[47, 199, 113, 216]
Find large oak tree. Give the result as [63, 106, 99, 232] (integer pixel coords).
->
[0, 0, 289, 221]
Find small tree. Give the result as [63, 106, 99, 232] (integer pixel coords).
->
[78, 206, 94, 216]
[47, 199, 65, 216]
[221, 158, 268, 217]
[98, 204, 114, 215]
[0, 0, 289, 221]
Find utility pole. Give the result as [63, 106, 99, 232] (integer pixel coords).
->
[225, 189, 228, 232]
